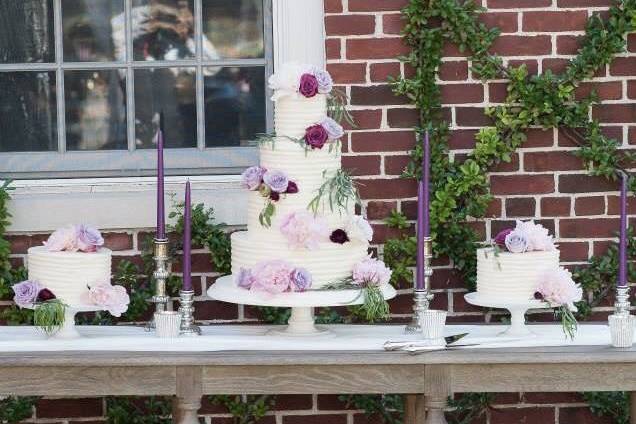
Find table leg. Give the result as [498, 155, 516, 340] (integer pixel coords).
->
[630, 392, 636, 424]
[424, 395, 448, 424]
[424, 365, 451, 424]
[174, 395, 201, 424]
[174, 366, 202, 424]
[404, 394, 427, 424]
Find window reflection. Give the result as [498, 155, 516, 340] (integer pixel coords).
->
[64, 70, 127, 150]
[135, 67, 196, 149]
[202, 0, 264, 59]
[204, 67, 265, 147]
[0, 0, 55, 63]
[62, 0, 124, 62]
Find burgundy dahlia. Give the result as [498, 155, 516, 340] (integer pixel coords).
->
[330, 229, 350, 244]
[305, 124, 329, 149]
[299, 73, 319, 98]
[285, 181, 299, 194]
[37, 288, 56, 302]
[494, 228, 512, 247]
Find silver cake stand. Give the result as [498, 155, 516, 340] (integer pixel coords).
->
[209, 276, 397, 337]
[464, 292, 550, 338]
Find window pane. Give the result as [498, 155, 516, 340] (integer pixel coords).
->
[202, 0, 264, 59]
[131, 0, 195, 61]
[64, 70, 127, 150]
[134, 67, 196, 149]
[0, 0, 55, 63]
[0, 72, 57, 152]
[204, 66, 265, 147]
[62, 0, 124, 62]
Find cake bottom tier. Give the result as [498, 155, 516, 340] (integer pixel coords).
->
[231, 231, 369, 289]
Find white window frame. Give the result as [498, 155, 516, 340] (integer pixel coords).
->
[7, 0, 326, 232]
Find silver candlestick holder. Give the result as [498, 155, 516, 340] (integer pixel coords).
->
[179, 290, 201, 336]
[615, 284, 631, 316]
[146, 238, 171, 330]
[405, 237, 434, 333]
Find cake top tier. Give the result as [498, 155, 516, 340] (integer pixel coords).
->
[268, 62, 334, 101]
[28, 245, 112, 257]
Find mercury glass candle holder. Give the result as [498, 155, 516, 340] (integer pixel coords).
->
[154, 311, 182, 338]
[421, 309, 447, 346]
[609, 314, 635, 348]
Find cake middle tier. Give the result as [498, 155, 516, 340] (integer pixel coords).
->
[231, 231, 369, 288]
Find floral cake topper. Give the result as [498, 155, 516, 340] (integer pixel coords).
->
[45, 224, 105, 253]
[268, 63, 333, 101]
[493, 220, 555, 253]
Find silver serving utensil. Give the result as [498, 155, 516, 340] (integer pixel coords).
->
[383, 333, 469, 351]
[404, 342, 480, 354]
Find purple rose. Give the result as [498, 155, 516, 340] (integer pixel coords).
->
[299, 73, 319, 98]
[494, 228, 512, 247]
[236, 268, 256, 289]
[76, 224, 104, 253]
[285, 181, 299, 194]
[314, 69, 333, 94]
[330, 229, 350, 244]
[241, 166, 266, 191]
[37, 288, 57, 302]
[12, 280, 42, 308]
[291, 268, 312, 292]
[263, 170, 289, 193]
[305, 124, 329, 149]
[320, 117, 344, 141]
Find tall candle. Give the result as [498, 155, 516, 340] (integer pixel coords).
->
[619, 173, 628, 287]
[415, 130, 430, 291]
[183, 180, 192, 291]
[156, 114, 166, 240]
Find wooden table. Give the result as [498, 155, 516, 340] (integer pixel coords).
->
[1, 346, 635, 424]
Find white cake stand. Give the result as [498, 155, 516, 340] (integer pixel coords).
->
[26, 304, 105, 340]
[464, 292, 550, 338]
[209, 276, 397, 337]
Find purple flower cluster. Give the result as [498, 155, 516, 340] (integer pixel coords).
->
[12, 280, 56, 308]
[304, 117, 344, 150]
[236, 261, 313, 294]
[240, 166, 298, 201]
[493, 220, 555, 254]
[45, 225, 104, 253]
[298, 69, 333, 98]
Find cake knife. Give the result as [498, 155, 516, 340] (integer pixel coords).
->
[383, 332, 469, 351]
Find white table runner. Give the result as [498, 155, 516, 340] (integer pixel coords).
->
[0, 324, 615, 352]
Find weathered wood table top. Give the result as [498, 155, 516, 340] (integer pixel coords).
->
[0, 324, 632, 424]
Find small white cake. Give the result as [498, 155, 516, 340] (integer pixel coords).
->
[476, 248, 560, 302]
[27, 246, 112, 305]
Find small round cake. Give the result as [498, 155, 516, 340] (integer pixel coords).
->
[476, 248, 560, 302]
[27, 246, 112, 305]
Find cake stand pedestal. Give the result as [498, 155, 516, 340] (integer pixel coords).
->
[27, 304, 105, 339]
[209, 276, 397, 337]
[464, 292, 550, 338]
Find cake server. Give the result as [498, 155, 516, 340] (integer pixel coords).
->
[383, 332, 469, 351]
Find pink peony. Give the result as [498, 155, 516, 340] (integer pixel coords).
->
[352, 258, 392, 287]
[279, 211, 329, 250]
[45, 226, 79, 252]
[299, 73, 319, 98]
[75, 224, 104, 253]
[82, 283, 130, 317]
[251, 260, 295, 294]
[515, 220, 555, 251]
[535, 267, 582, 310]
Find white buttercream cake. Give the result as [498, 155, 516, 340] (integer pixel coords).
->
[476, 248, 560, 302]
[27, 246, 112, 305]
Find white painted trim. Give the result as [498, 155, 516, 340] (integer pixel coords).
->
[7, 1, 327, 233]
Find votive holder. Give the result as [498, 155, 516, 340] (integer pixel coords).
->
[420, 309, 447, 345]
[609, 314, 635, 348]
[154, 311, 182, 338]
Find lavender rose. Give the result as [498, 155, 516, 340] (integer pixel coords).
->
[314, 69, 334, 94]
[330, 229, 350, 244]
[305, 124, 329, 149]
[494, 228, 513, 248]
[76, 224, 104, 253]
[263, 170, 289, 193]
[299, 73, 319, 98]
[12, 280, 42, 308]
[241, 165, 266, 191]
[291, 268, 312, 292]
[236, 268, 257, 289]
[320, 117, 344, 140]
[504, 230, 529, 253]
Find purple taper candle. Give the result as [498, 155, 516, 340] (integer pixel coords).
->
[156, 121, 166, 240]
[619, 173, 628, 287]
[183, 180, 192, 291]
[415, 130, 431, 291]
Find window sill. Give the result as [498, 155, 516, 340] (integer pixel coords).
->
[7, 176, 246, 233]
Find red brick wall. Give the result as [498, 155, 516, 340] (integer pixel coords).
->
[3, 0, 635, 422]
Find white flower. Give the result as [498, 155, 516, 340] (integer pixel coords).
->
[515, 220, 555, 251]
[535, 267, 583, 311]
[346, 216, 373, 243]
[268, 62, 313, 101]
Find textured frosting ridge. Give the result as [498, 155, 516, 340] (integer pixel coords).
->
[27, 246, 112, 305]
[476, 248, 560, 301]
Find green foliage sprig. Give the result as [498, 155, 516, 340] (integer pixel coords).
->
[308, 169, 362, 215]
[33, 300, 66, 336]
[106, 396, 172, 424]
[0, 396, 37, 424]
[583, 391, 629, 424]
[211, 395, 274, 424]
